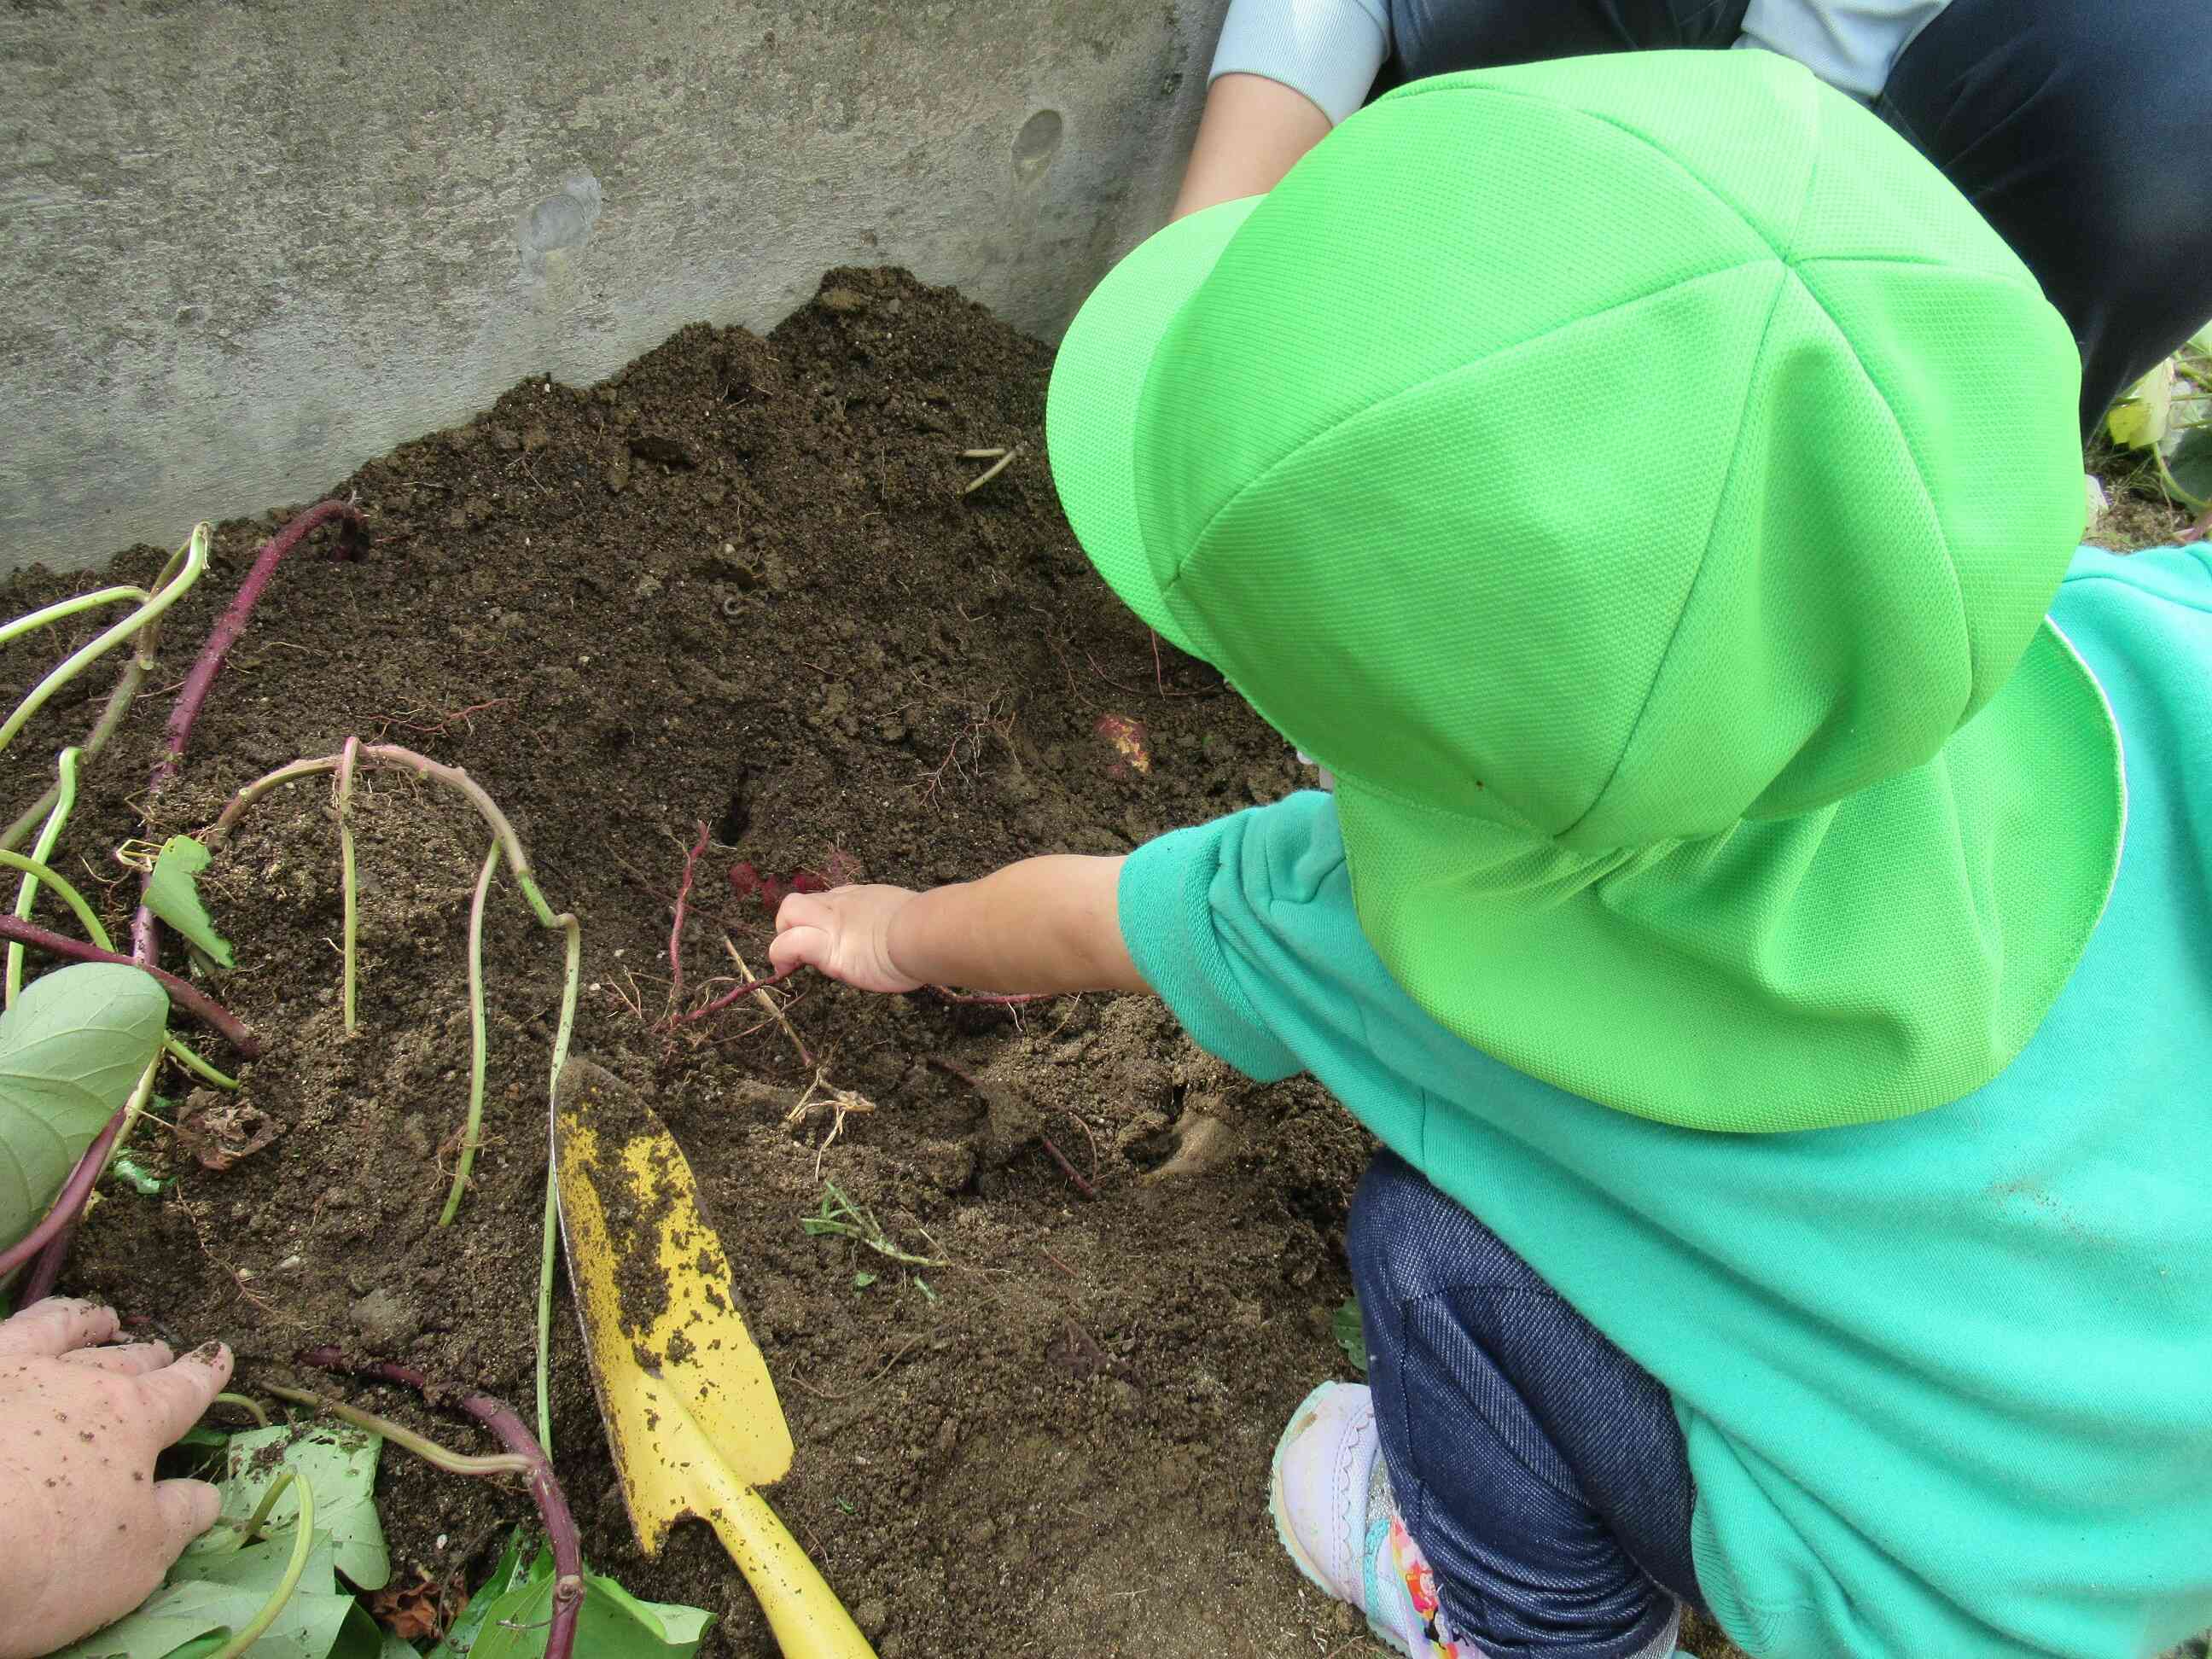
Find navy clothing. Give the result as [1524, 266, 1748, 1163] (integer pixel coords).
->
[1353, 1151, 1700, 1658]
[1208, 0, 2212, 428]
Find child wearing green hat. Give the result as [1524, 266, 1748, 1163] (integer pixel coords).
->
[771, 49, 2212, 1659]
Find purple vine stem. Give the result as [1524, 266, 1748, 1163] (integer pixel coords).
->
[152, 499, 366, 795]
[0, 916, 258, 1055]
[300, 1348, 582, 1659]
[674, 962, 805, 1026]
[0, 1112, 124, 1289]
[1, 912, 256, 1304]
[131, 499, 367, 963]
[21, 511, 355, 1301]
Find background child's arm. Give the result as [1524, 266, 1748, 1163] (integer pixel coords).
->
[770, 855, 1148, 997]
[1170, 72, 1333, 219]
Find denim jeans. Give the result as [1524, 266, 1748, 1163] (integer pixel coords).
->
[1348, 1151, 1702, 1659]
[1373, 0, 2212, 432]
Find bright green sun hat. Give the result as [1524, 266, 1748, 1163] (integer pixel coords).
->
[1048, 49, 2123, 1132]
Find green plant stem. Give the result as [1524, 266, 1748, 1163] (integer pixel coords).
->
[212, 1391, 271, 1429]
[208, 741, 582, 1449]
[1, 648, 149, 853]
[537, 1174, 559, 1456]
[6, 749, 79, 1006]
[439, 840, 499, 1227]
[1, 535, 200, 853]
[262, 1382, 531, 1476]
[212, 1471, 313, 1659]
[163, 1035, 239, 1091]
[0, 847, 114, 953]
[0, 586, 152, 649]
[0, 524, 208, 759]
[107, 1052, 161, 1167]
[335, 737, 359, 1035]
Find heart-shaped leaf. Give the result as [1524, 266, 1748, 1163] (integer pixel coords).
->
[456, 1544, 713, 1659]
[187, 1422, 389, 1592]
[2169, 422, 2212, 505]
[0, 962, 168, 1250]
[51, 1534, 358, 1658]
[1332, 1296, 1369, 1372]
[2107, 358, 2174, 451]
[423, 1528, 532, 1659]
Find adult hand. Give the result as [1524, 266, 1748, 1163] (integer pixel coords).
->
[0, 1298, 234, 1659]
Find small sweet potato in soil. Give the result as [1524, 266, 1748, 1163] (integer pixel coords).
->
[0, 269, 1441, 1656]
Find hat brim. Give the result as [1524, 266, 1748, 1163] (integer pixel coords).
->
[1046, 197, 1263, 660]
[1333, 616, 2125, 1132]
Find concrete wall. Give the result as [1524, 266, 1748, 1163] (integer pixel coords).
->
[1, 0, 1225, 572]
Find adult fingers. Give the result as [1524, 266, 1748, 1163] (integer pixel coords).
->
[0, 1297, 118, 1358]
[60, 1340, 175, 1376]
[137, 1341, 234, 1445]
[152, 1477, 224, 1557]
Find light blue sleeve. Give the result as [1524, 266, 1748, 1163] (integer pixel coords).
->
[1733, 0, 1949, 101]
[1208, 0, 1391, 125]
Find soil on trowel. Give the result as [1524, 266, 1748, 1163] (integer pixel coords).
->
[0, 268, 1401, 1657]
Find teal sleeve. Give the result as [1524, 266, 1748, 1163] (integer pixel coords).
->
[1118, 806, 1309, 1084]
[2063, 541, 2212, 613]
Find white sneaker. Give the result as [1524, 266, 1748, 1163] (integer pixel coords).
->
[1268, 1381, 1473, 1657]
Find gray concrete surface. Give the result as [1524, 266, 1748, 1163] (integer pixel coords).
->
[1, 1, 1224, 572]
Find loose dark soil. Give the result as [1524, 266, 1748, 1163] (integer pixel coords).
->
[15, 266, 2178, 1659]
[0, 269, 1396, 1658]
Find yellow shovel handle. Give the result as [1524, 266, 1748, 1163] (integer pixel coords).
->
[706, 1486, 878, 1659]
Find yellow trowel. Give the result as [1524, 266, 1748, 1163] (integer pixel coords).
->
[552, 1056, 876, 1659]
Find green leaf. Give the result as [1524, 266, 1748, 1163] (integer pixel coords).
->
[460, 1546, 713, 1659]
[143, 836, 236, 969]
[326, 1604, 421, 1659]
[2169, 422, 2212, 505]
[1332, 1297, 1369, 1373]
[169, 1533, 336, 1592]
[585, 1575, 714, 1646]
[2107, 358, 2175, 451]
[49, 1552, 358, 1658]
[187, 1423, 389, 1592]
[0, 961, 169, 1250]
[423, 1528, 531, 1659]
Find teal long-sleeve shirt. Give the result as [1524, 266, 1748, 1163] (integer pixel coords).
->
[1116, 547, 2212, 1659]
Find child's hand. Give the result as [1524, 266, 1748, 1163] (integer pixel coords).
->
[0, 1298, 234, 1659]
[771, 884, 925, 993]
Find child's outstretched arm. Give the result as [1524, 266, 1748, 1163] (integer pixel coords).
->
[770, 855, 1148, 998]
[0, 1298, 234, 1658]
